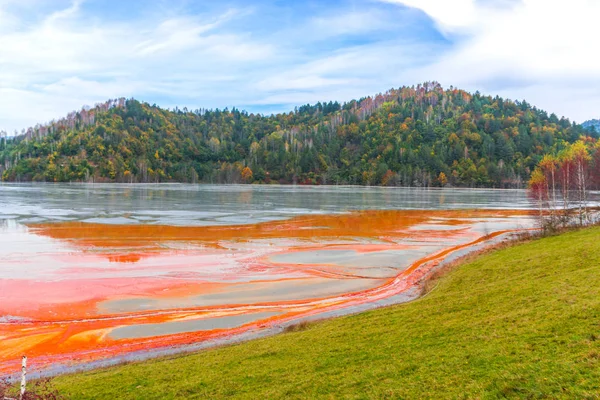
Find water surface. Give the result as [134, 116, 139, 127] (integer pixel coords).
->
[0, 183, 536, 226]
[0, 184, 547, 375]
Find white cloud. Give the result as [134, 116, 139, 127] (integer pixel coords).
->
[1, 2, 431, 133]
[381, 0, 478, 34]
[383, 0, 600, 121]
[254, 37, 439, 102]
[1, 0, 599, 134]
[0, 1, 274, 132]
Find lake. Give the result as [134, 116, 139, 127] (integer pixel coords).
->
[0, 184, 545, 375]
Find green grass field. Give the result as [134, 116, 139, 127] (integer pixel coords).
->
[53, 227, 600, 399]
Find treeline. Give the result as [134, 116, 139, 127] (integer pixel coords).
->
[529, 138, 600, 230]
[0, 82, 592, 186]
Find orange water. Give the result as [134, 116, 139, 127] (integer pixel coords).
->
[0, 209, 533, 375]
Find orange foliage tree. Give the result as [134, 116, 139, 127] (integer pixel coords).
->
[529, 139, 598, 230]
[241, 166, 253, 183]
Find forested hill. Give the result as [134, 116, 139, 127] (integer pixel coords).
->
[0, 82, 591, 187]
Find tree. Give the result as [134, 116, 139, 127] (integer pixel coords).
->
[529, 138, 598, 230]
[570, 141, 591, 225]
[241, 166, 253, 183]
[0, 83, 588, 187]
[539, 154, 558, 221]
[437, 172, 448, 187]
[528, 167, 548, 228]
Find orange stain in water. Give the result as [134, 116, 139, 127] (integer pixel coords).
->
[0, 209, 533, 375]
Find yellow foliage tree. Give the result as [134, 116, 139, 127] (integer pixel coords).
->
[241, 166, 253, 183]
[437, 172, 448, 187]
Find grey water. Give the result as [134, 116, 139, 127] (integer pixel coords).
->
[110, 311, 283, 340]
[0, 183, 546, 226]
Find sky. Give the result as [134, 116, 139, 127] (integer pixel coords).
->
[0, 0, 599, 134]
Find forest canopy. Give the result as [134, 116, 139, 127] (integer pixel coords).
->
[0, 82, 592, 187]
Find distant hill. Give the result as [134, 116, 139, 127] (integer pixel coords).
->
[582, 119, 600, 134]
[0, 82, 590, 187]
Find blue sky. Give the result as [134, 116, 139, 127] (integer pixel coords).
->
[0, 0, 598, 134]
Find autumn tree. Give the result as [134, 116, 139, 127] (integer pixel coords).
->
[437, 172, 448, 187]
[570, 141, 591, 225]
[0, 84, 589, 186]
[539, 154, 558, 223]
[241, 166, 253, 183]
[529, 139, 598, 230]
[528, 167, 548, 227]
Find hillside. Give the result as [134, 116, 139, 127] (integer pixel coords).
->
[49, 226, 600, 399]
[0, 82, 588, 187]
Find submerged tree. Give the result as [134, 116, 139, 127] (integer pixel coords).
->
[529, 167, 548, 228]
[570, 141, 591, 225]
[528, 139, 598, 230]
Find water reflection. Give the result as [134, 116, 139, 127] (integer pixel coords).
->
[0, 183, 547, 226]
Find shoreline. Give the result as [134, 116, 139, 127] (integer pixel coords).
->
[0, 181, 534, 191]
[1, 229, 526, 381]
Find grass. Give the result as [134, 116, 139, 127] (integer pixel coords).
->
[52, 227, 600, 399]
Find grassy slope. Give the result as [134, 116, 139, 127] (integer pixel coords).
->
[54, 228, 600, 399]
